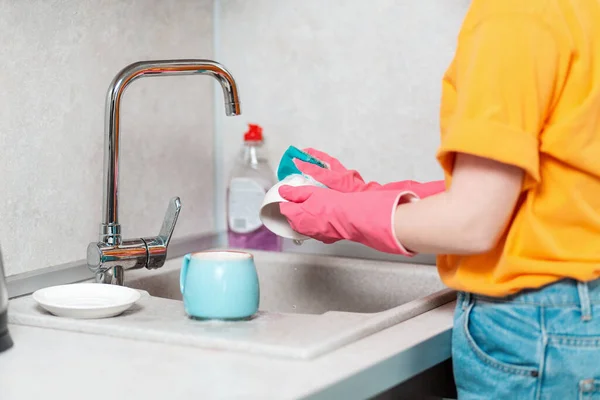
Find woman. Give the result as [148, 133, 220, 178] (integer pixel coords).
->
[279, 1, 600, 398]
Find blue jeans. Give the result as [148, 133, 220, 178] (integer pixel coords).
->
[452, 278, 600, 399]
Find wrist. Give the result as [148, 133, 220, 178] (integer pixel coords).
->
[391, 191, 420, 255]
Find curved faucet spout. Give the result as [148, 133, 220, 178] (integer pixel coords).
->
[88, 59, 241, 285]
[101, 59, 241, 244]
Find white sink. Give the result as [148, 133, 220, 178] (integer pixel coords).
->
[9, 250, 455, 360]
[127, 250, 449, 315]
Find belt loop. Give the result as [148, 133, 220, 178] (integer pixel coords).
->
[462, 292, 472, 311]
[577, 281, 592, 322]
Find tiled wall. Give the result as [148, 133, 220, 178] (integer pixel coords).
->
[215, 0, 470, 235]
[1, 0, 216, 276]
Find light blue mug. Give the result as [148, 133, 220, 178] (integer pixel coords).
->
[180, 251, 260, 320]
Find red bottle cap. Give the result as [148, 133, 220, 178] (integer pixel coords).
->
[244, 124, 263, 142]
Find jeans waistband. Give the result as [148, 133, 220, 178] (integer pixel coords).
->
[459, 278, 600, 309]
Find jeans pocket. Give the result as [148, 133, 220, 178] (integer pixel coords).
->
[463, 301, 539, 377]
[580, 379, 600, 400]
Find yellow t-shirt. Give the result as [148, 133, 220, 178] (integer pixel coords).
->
[436, 0, 600, 297]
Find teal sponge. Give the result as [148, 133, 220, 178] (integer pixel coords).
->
[276, 146, 328, 183]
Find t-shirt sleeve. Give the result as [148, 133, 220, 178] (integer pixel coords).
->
[436, 16, 566, 189]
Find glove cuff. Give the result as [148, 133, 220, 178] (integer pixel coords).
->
[389, 191, 419, 256]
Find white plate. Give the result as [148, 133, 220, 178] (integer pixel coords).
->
[32, 283, 141, 319]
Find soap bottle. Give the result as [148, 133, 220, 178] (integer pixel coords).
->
[226, 124, 282, 251]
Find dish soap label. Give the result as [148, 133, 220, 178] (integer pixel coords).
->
[227, 177, 265, 234]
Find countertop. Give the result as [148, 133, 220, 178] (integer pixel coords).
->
[0, 301, 454, 400]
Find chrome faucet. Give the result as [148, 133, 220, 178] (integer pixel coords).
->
[87, 60, 241, 285]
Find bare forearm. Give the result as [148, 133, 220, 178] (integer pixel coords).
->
[394, 192, 491, 254]
[393, 155, 524, 255]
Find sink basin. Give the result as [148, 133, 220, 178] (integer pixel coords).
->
[127, 250, 448, 315]
[9, 250, 455, 360]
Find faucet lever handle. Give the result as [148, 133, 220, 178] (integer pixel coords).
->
[144, 196, 182, 270]
[158, 196, 182, 246]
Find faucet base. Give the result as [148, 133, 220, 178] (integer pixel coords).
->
[0, 310, 13, 353]
[96, 266, 124, 286]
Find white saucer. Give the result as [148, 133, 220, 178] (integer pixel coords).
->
[32, 283, 141, 319]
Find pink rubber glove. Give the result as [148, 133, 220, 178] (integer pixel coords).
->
[278, 185, 417, 255]
[296, 148, 445, 196]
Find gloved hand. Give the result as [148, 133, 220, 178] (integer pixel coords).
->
[278, 185, 417, 255]
[296, 148, 445, 196]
